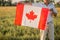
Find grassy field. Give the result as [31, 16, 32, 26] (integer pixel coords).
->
[0, 7, 60, 40]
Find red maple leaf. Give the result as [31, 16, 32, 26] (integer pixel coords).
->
[26, 10, 37, 20]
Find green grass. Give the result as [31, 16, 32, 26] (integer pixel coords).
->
[0, 7, 60, 40]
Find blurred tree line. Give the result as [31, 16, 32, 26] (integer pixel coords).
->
[0, 0, 60, 6]
[0, 0, 34, 6]
[0, 0, 12, 6]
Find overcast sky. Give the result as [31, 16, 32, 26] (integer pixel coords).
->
[12, 0, 25, 3]
[12, 0, 60, 3]
[55, 0, 60, 2]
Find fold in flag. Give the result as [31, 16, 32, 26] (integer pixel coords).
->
[15, 3, 49, 30]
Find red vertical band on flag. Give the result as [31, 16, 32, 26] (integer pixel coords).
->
[38, 8, 49, 30]
[15, 3, 24, 25]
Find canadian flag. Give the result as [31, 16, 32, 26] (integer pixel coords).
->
[15, 3, 49, 30]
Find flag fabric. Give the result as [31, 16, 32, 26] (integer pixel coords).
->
[15, 3, 49, 30]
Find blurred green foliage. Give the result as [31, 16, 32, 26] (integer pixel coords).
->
[55, 4, 60, 7]
[0, 7, 60, 40]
